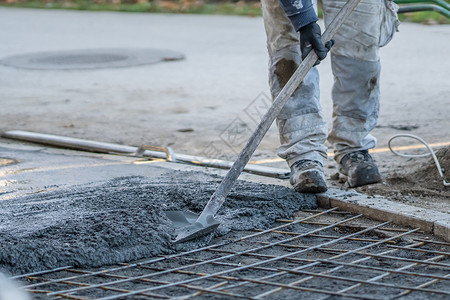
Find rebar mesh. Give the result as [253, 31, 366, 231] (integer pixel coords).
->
[15, 208, 450, 299]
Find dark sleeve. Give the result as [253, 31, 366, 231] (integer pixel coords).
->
[278, 0, 319, 31]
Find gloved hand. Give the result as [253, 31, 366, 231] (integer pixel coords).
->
[300, 22, 334, 65]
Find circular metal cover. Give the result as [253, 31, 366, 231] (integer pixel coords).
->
[0, 48, 184, 70]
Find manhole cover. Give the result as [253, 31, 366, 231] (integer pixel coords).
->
[0, 48, 184, 70]
[35, 53, 128, 65]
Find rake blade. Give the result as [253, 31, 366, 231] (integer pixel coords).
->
[165, 210, 220, 244]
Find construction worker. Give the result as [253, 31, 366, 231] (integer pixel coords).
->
[261, 0, 399, 192]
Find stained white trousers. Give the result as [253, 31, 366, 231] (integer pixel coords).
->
[261, 0, 399, 165]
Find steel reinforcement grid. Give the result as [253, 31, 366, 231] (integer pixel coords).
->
[14, 208, 450, 299]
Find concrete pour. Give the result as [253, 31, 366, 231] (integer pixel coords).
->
[0, 143, 316, 275]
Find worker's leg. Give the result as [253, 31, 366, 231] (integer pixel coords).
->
[261, 0, 328, 167]
[322, 0, 399, 186]
[261, 0, 328, 193]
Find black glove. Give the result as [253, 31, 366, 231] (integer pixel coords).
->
[299, 22, 334, 65]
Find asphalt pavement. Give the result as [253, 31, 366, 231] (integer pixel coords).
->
[0, 7, 449, 157]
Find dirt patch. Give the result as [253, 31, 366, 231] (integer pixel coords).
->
[0, 171, 316, 276]
[330, 146, 450, 214]
[410, 146, 450, 189]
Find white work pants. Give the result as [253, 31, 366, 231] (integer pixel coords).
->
[261, 0, 399, 165]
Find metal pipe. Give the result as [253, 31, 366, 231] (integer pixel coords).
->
[398, 4, 450, 17]
[395, 0, 450, 10]
[1, 130, 290, 179]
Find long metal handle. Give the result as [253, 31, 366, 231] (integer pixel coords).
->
[196, 0, 362, 224]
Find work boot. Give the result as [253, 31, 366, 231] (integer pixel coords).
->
[290, 160, 328, 193]
[339, 150, 381, 188]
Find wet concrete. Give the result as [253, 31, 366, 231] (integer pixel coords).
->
[0, 143, 316, 275]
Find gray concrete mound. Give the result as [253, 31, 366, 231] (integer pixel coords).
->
[0, 172, 316, 276]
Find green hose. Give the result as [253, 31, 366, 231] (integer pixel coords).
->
[394, 0, 450, 18]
